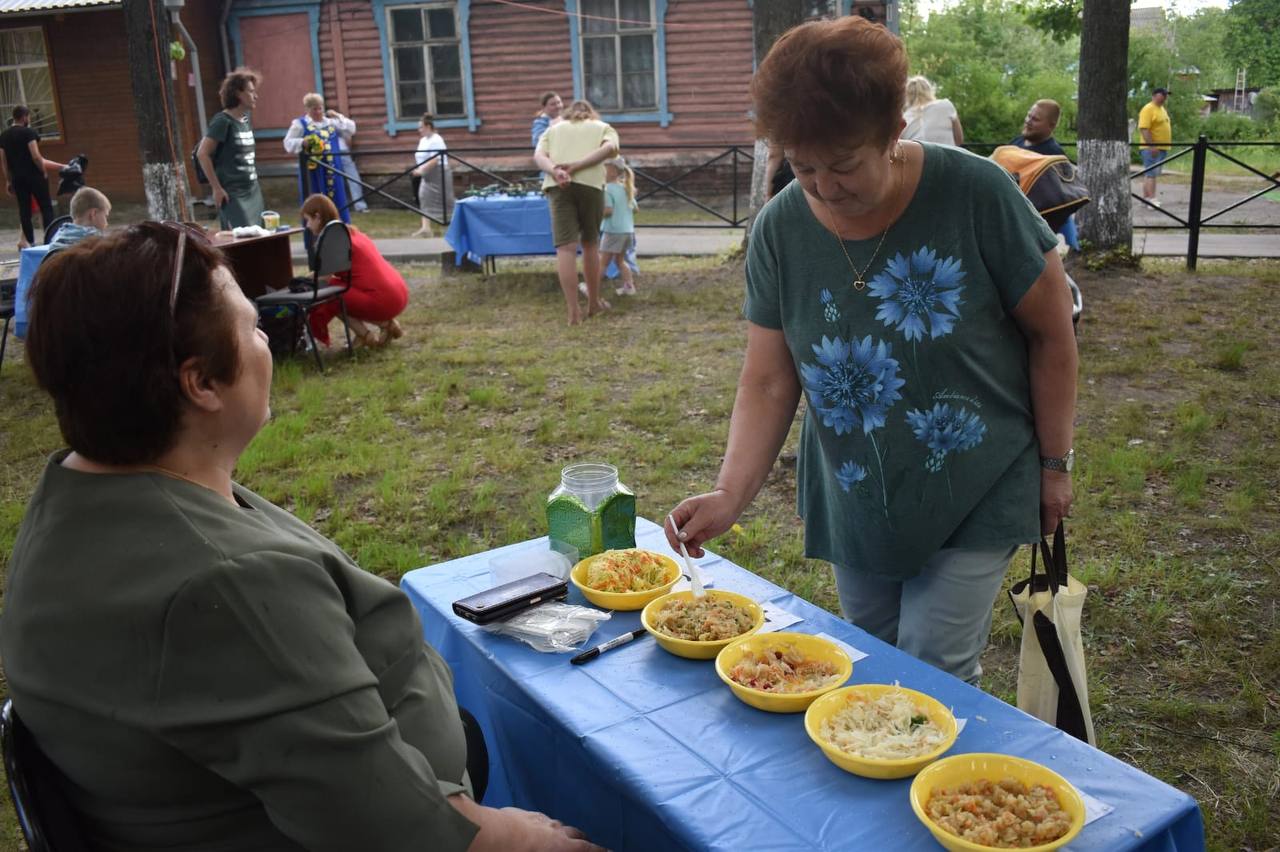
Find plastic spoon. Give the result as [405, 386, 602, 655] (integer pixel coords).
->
[667, 515, 707, 598]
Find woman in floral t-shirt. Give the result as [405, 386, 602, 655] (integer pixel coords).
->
[665, 18, 1078, 685]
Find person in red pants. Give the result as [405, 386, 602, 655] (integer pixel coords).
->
[300, 193, 408, 348]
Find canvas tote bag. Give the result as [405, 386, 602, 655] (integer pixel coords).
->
[1007, 523, 1096, 746]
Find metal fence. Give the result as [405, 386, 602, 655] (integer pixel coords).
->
[313, 137, 1279, 269]
[967, 137, 1280, 269]
[304, 143, 756, 229]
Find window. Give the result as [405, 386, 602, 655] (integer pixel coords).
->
[0, 28, 59, 139]
[579, 0, 657, 112]
[387, 3, 464, 121]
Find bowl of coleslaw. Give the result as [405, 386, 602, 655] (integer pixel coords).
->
[804, 683, 958, 779]
[714, 632, 853, 713]
[641, 589, 765, 659]
[570, 548, 682, 611]
[909, 753, 1085, 851]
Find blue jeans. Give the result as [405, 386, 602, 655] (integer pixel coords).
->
[1140, 147, 1167, 176]
[833, 544, 1019, 685]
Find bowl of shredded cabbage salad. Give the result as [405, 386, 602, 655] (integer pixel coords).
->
[641, 589, 764, 659]
[714, 632, 853, 713]
[570, 548, 681, 611]
[804, 683, 959, 779]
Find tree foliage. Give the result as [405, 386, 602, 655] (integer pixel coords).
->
[902, 0, 1080, 143]
[1223, 0, 1280, 88]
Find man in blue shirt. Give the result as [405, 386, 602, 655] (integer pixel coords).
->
[1009, 99, 1066, 157]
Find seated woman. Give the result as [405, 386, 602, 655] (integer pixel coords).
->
[302, 193, 408, 348]
[0, 223, 601, 852]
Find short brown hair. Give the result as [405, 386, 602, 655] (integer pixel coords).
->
[751, 17, 908, 151]
[220, 67, 261, 109]
[540, 91, 560, 107]
[301, 193, 340, 227]
[1034, 98, 1061, 127]
[562, 100, 598, 122]
[11, 105, 28, 122]
[420, 113, 435, 128]
[26, 224, 242, 465]
[69, 186, 109, 220]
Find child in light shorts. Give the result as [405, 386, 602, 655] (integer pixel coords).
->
[601, 157, 638, 295]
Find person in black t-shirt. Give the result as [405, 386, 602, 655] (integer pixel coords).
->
[0, 105, 65, 246]
[1009, 99, 1067, 158]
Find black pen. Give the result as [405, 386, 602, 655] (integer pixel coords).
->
[570, 628, 649, 665]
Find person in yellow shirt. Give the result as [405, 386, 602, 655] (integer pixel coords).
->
[1137, 87, 1171, 205]
[534, 100, 619, 325]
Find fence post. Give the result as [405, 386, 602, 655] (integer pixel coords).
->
[732, 146, 739, 226]
[1186, 134, 1207, 271]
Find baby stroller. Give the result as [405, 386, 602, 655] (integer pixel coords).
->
[990, 146, 1087, 328]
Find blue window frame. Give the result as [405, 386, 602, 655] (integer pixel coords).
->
[566, 0, 672, 126]
[372, 0, 479, 135]
[227, 0, 324, 138]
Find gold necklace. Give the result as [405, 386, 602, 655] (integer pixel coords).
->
[822, 145, 905, 292]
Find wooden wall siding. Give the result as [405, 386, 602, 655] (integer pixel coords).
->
[256, 0, 754, 173]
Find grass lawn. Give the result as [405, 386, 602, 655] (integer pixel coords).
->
[0, 253, 1277, 850]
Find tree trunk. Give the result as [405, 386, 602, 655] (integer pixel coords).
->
[746, 0, 809, 245]
[123, 0, 185, 221]
[1075, 0, 1132, 251]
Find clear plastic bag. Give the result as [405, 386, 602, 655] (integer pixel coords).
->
[482, 602, 611, 653]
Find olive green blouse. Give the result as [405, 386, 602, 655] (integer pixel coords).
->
[0, 453, 479, 851]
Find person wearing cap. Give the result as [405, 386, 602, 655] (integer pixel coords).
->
[1138, 88, 1171, 205]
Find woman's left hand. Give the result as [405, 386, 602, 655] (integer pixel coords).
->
[1040, 469, 1073, 535]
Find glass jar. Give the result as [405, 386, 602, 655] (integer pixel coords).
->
[546, 462, 636, 559]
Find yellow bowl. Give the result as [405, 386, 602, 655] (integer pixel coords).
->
[570, 550, 682, 611]
[803, 684, 958, 779]
[641, 590, 765, 660]
[714, 631, 853, 713]
[909, 753, 1086, 852]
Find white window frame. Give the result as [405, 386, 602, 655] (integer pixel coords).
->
[0, 26, 60, 141]
[579, 0, 659, 113]
[385, 2, 466, 123]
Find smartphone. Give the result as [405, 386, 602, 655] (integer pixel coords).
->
[452, 572, 569, 624]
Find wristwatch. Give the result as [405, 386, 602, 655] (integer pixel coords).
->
[1040, 448, 1074, 473]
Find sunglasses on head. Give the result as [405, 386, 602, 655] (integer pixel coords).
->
[148, 222, 211, 317]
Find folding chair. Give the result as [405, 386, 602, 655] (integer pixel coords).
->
[2, 699, 90, 851]
[0, 280, 14, 376]
[42, 215, 72, 246]
[254, 219, 354, 370]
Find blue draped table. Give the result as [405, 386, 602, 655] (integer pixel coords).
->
[13, 244, 52, 339]
[401, 518, 1205, 852]
[444, 193, 554, 268]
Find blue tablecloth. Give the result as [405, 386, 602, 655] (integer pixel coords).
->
[14, 245, 51, 338]
[401, 519, 1204, 852]
[444, 194, 554, 266]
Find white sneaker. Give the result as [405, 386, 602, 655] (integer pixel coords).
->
[1150, 198, 1162, 208]
[578, 281, 588, 297]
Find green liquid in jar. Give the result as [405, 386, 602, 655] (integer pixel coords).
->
[547, 489, 636, 558]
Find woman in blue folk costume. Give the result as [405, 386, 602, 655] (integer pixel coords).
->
[665, 18, 1078, 687]
[283, 93, 350, 223]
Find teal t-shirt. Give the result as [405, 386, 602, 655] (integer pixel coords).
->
[745, 144, 1058, 579]
[602, 181, 636, 233]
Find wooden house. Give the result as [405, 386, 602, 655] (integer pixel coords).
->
[0, 0, 887, 203]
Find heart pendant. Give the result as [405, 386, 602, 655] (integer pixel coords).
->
[852, 279, 866, 291]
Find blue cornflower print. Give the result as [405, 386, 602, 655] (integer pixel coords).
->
[799, 335, 906, 436]
[835, 460, 868, 493]
[820, 288, 840, 323]
[868, 247, 966, 341]
[905, 403, 987, 472]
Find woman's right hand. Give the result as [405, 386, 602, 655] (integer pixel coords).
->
[500, 808, 601, 851]
[665, 489, 743, 558]
[213, 187, 229, 209]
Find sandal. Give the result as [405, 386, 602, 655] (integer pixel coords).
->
[384, 319, 404, 340]
[353, 328, 385, 348]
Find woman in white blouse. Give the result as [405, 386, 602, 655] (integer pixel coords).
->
[901, 76, 964, 147]
[411, 113, 453, 237]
